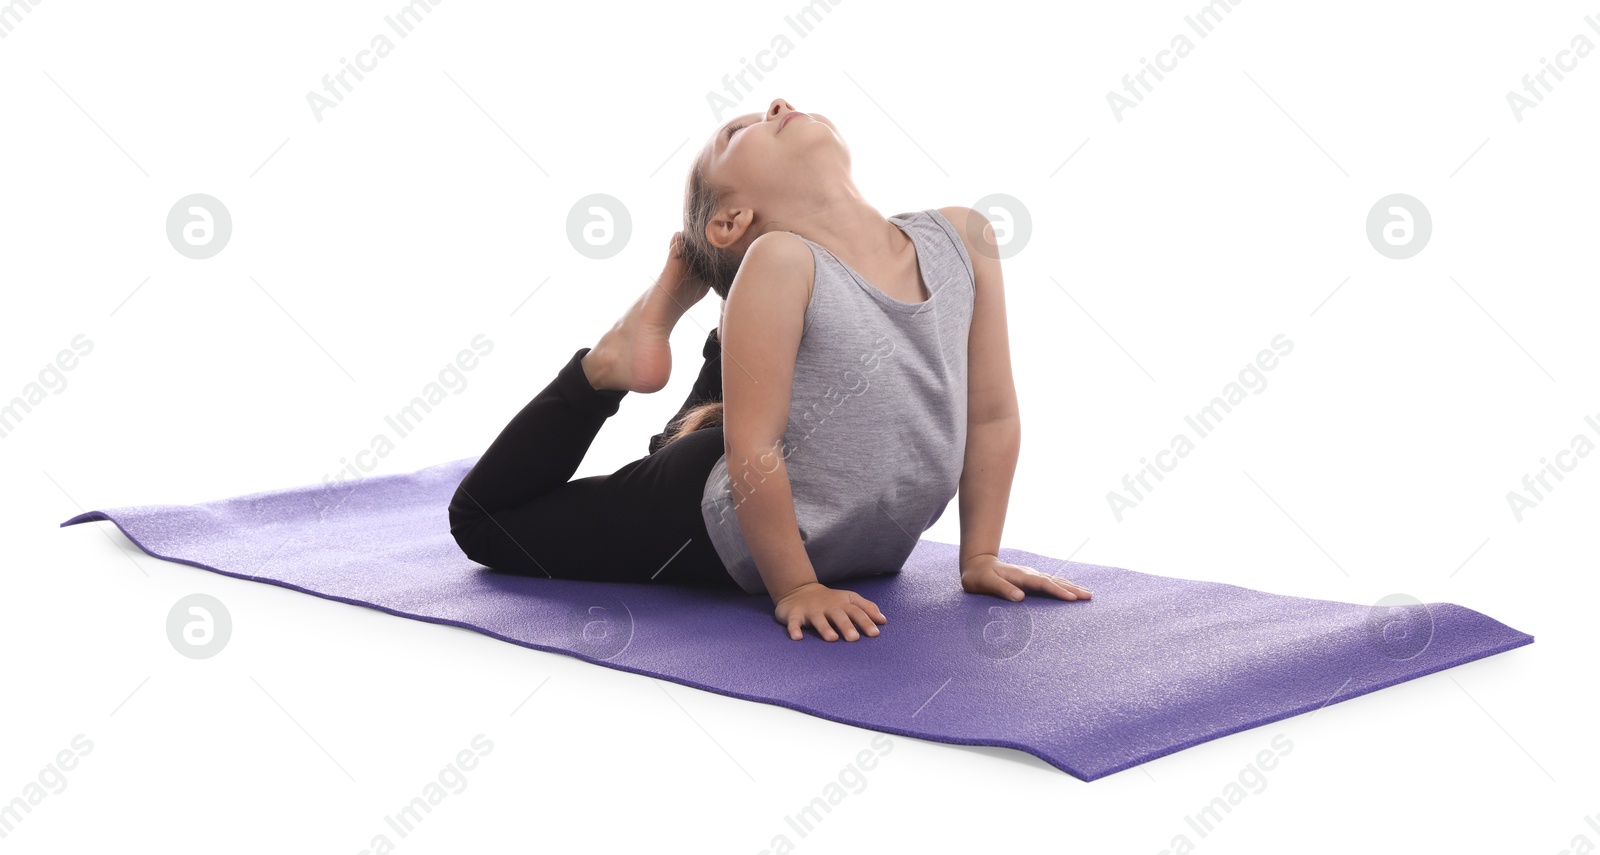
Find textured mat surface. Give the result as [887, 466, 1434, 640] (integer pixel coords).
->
[60, 457, 1534, 781]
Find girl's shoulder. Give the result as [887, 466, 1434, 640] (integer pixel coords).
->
[933, 205, 990, 255]
[930, 205, 986, 293]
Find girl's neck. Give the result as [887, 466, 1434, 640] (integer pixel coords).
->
[768, 186, 903, 266]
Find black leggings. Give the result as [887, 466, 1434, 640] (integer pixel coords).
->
[447, 328, 737, 588]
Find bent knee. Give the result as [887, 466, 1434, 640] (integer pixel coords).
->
[448, 504, 488, 564]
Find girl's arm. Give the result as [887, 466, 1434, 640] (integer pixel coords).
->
[946, 206, 1089, 602]
[719, 231, 819, 602]
[942, 207, 1023, 574]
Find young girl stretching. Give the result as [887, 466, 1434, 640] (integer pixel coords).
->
[448, 97, 1091, 642]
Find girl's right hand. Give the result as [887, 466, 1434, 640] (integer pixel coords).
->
[773, 583, 887, 641]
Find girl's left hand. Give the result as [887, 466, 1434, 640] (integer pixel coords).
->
[959, 554, 1092, 602]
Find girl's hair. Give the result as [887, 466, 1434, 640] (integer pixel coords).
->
[679, 143, 744, 303]
[657, 143, 745, 450]
[659, 398, 726, 448]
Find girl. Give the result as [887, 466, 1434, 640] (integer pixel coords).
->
[448, 97, 1091, 643]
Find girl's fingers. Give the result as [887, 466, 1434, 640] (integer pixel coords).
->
[1051, 577, 1092, 598]
[1034, 576, 1090, 600]
[812, 611, 840, 641]
[997, 566, 1093, 601]
[993, 581, 1024, 601]
[986, 567, 1028, 600]
[825, 608, 857, 641]
[1019, 574, 1076, 600]
[1019, 576, 1076, 600]
[973, 570, 1021, 601]
[852, 597, 888, 623]
[780, 598, 889, 642]
[847, 605, 880, 637]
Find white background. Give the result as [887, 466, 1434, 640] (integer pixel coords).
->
[3, 0, 1595, 851]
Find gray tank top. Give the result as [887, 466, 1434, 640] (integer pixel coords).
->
[700, 208, 977, 595]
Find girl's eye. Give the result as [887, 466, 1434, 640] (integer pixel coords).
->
[725, 122, 746, 139]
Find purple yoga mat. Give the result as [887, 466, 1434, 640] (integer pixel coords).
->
[60, 456, 1533, 781]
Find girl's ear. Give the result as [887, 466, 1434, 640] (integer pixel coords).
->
[707, 206, 755, 250]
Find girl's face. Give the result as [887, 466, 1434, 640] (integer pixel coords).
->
[704, 98, 848, 230]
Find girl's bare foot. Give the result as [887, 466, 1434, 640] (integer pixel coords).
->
[582, 233, 712, 393]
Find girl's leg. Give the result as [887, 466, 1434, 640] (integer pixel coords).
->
[648, 326, 723, 456]
[448, 346, 625, 531]
[448, 346, 734, 587]
[589, 424, 732, 587]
